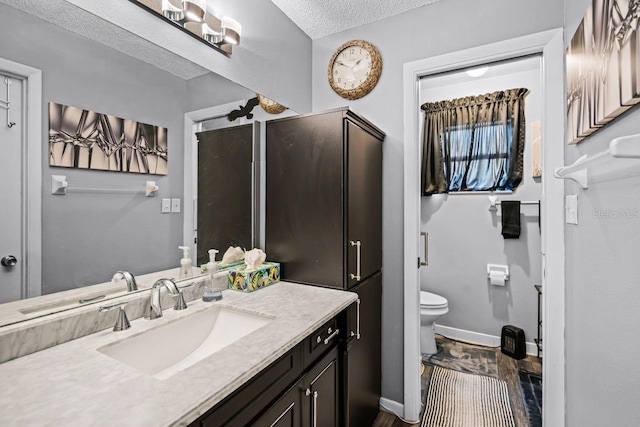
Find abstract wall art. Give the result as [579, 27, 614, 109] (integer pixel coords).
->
[49, 102, 167, 175]
[566, 0, 640, 144]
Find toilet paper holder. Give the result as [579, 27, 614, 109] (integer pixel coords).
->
[487, 264, 509, 284]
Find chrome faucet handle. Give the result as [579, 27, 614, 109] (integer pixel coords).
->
[174, 282, 194, 311]
[112, 271, 138, 292]
[99, 301, 131, 332]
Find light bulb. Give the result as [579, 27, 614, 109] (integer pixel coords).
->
[466, 66, 489, 78]
[182, 0, 207, 22]
[222, 17, 241, 45]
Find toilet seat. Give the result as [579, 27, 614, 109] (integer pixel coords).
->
[420, 291, 448, 309]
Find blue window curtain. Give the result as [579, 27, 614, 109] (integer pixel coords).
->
[421, 88, 529, 195]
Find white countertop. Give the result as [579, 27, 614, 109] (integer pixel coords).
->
[0, 282, 357, 426]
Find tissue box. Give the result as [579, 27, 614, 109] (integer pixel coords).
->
[228, 262, 280, 292]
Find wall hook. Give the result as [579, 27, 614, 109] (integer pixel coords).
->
[1, 77, 17, 128]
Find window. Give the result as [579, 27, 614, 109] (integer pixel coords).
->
[421, 88, 528, 195]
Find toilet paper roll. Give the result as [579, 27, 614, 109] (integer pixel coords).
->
[489, 271, 506, 286]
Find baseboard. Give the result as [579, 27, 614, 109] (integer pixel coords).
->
[379, 397, 405, 419]
[434, 324, 539, 356]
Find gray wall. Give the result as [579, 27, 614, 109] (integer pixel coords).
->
[420, 63, 542, 345]
[564, 0, 640, 425]
[311, 0, 563, 403]
[186, 72, 255, 113]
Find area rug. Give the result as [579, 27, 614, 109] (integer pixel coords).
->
[422, 366, 515, 427]
[518, 369, 542, 427]
[422, 336, 498, 378]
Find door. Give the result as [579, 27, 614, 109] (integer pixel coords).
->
[346, 120, 382, 288]
[0, 75, 23, 303]
[196, 124, 253, 265]
[341, 272, 382, 426]
[303, 348, 339, 427]
[265, 112, 345, 288]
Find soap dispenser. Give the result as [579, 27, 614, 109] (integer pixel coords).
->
[203, 249, 222, 302]
[178, 246, 193, 280]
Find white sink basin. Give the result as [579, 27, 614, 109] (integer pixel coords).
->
[97, 306, 273, 380]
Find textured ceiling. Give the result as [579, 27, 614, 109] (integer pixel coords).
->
[0, 0, 210, 80]
[270, 0, 443, 39]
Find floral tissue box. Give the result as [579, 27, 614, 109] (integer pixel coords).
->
[228, 262, 281, 292]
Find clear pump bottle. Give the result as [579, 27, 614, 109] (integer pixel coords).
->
[203, 249, 222, 302]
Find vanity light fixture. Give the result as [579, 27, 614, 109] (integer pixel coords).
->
[132, 0, 241, 56]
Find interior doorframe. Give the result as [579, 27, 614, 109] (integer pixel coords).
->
[0, 58, 42, 299]
[402, 29, 565, 424]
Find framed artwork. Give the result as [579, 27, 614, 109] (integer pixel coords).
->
[49, 102, 167, 175]
[566, 0, 640, 144]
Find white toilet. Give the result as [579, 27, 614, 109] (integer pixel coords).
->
[420, 291, 449, 355]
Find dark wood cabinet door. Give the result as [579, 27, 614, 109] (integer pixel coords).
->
[265, 112, 345, 289]
[252, 381, 303, 427]
[341, 272, 382, 427]
[346, 120, 383, 287]
[303, 348, 339, 427]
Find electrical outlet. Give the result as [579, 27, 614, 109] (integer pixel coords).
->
[171, 198, 181, 213]
[161, 198, 171, 213]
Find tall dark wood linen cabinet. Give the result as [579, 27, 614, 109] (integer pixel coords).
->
[266, 108, 384, 427]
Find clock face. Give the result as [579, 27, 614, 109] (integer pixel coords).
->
[328, 40, 381, 100]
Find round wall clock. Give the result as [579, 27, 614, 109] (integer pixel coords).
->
[257, 94, 287, 114]
[327, 40, 382, 100]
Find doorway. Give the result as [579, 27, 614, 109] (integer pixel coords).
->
[0, 58, 41, 304]
[402, 30, 565, 425]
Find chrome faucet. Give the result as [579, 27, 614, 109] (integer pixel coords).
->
[112, 271, 138, 292]
[145, 278, 180, 320]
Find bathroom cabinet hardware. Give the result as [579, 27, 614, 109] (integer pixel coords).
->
[554, 134, 640, 189]
[350, 240, 361, 281]
[79, 295, 105, 304]
[1, 255, 17, 267]
[51, 175, 159, 197]
[316, 336, 322, 344]
[420, 232, 428, 266]
[323, 329, 340, 345]
[350, 298, 362, 340]
[305, 388, 319, 427]
[99, 302, 130, 331]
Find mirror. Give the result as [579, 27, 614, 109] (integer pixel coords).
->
[0, 2, 295, 326]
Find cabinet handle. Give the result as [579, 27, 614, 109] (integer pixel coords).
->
[312, 390, 318, 427]
[323, 329, 340, 345]
[420, 232, 428, 266]
[304, 389, 318, 427]
[349, 240, 361, 281]
[350, 298, 361, 340]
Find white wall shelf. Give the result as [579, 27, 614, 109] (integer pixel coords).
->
[554, 134, 640, 189]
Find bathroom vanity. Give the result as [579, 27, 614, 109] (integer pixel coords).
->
[0, 282, 357, 425]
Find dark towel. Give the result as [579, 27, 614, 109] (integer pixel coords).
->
[501, 200, 521, 239]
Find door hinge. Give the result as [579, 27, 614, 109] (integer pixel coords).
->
[418, 257, 421, 268]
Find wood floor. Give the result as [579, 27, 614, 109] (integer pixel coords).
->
[373, 335, 542, 427]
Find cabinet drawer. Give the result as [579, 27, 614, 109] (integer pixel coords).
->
[303, 317, 339, 369]
[200, 346, 302, 427]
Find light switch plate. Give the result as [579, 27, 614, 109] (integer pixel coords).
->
[171, 198, 181, 213]
[566, 195, 578, 224]
[161, 198, 171, 213]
